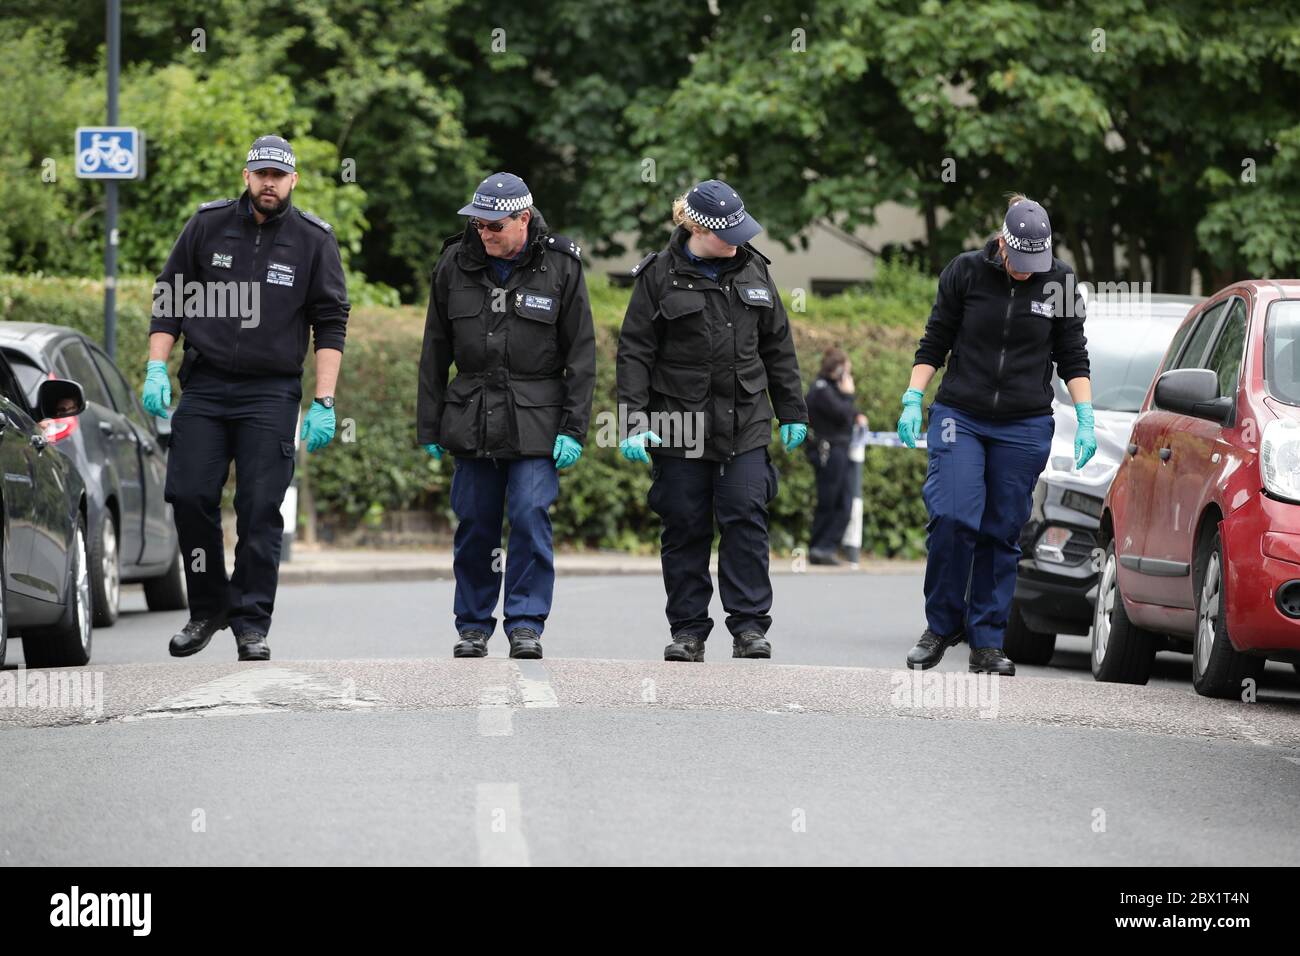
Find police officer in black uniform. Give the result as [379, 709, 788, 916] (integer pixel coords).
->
[417, 172, 595, 660]
[616, 180, 808, 662]
[144, 135, 349, 661]
[805, 347, 866, 565]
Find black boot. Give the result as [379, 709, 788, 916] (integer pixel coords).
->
[969, 646, 1016, 676]
[808, 548, 842, 566]
[905, 627, 963, 670]
[508, 627, 543, 660]
[664, 635, 706, 662]
[453, 629, 490, 659]
[235, 632, 271, 662]
[168, 615, 228, 658]
[732, 631, 772, 659]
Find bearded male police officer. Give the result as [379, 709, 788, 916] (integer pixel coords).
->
[143, 135, 349, 661]
[418, 173, 595, 659]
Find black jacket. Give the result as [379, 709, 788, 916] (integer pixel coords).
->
[616, 227, 807, 463]
[806, 377, 858, 445]
[416, 211, 596, 459]
[914, 239, 1090, 419]
[151, 191, 350, 378]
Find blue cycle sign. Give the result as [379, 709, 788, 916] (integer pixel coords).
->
[75, 126, 145, 179]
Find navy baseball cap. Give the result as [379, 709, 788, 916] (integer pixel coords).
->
[684, 180, 762, 246]
[246, 135, 296, 173]
[1002, 198, 1053, 273]
[458, 172, 534, 221]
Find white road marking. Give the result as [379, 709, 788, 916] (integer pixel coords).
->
[126, 667, 379, 720]
[476, 783, 530, 867]
[478, 685, 513, 736]
[514, 659, 558, 708]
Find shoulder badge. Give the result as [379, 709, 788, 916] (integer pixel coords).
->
[630, 251, 658, 277]
[296, 208, 333, 232]
[544, 233, 582, 261]
[197, 198, 236, 213]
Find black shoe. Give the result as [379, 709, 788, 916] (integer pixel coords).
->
[732, 631, 772, 659]
[453, 629, 490, 659]
[969, 646, 1016, 675]
[808, 548, 842, 566]
[168, 615, 228, 658]
[664, 635, 706, 662]
[508, 627, 543, 659]
[906, 627, 964, 670]
[235, 632, 271, 662]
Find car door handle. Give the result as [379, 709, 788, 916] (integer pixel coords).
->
[1159, 447, 1172, 461]
[1126, 442, 1138, 456]
[99, 421, 114, 436]
[30, 433, 47, 452]
[141, 439, 155, 455]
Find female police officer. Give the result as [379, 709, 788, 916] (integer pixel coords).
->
[616, 180, 808, 663]
[897, 195, 1095, 676]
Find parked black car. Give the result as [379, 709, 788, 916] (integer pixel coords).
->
[0, 324, 185, 630]
[0, 352, 96, 668]
[1006, 294, 1202, 664]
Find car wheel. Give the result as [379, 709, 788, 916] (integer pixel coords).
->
[1091, 538, 1158, 683]
[1191, 529, 1264, 699]
[143, 544, 188, 612]
[0, 540, 7, 669]
[22, 514, 92, 668]
[88, 509, 120, 627]
[1002, 598, 1056, 665]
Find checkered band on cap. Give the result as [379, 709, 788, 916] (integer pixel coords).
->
[685, 202, 748, 231]
[472, 190, 533, 212]
[247, 145, 295, 167]
[1002, 222, 1050, 254]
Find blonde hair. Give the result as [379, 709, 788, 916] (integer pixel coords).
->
[672, 193, 709, 234]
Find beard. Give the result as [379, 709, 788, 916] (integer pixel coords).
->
[252, 190, 288, 216]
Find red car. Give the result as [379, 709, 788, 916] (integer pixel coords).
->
[1095, 280, 1300, 697]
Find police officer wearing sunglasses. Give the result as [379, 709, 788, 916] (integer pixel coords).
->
[418, 173, 596, 659]
[897, 195, 1094, 676]
[616, 180, 808, 662]
[143, 135, 349, 661]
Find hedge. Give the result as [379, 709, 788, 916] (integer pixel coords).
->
[0, 261, 942, 556]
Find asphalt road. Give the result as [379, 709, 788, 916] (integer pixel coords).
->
[2, 573, 1299, 865]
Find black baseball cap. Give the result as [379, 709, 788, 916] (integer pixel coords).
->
[246, 135, 296, 173]
[1001, 199, 1053, 273]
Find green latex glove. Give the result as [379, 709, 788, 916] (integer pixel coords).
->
[423, 443, 445, 460]
[619, 430, 662, 464]
[300, 400, 336, 453]
[553, 434, 583, 469]
[1074, 401, 1097, 469]
[897, 387, 924, 448]
[142, 360, 171, 418]
[780, 422, 807, 453]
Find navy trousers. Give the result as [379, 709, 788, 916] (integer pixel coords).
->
[647, 446, 779, 640]
[450, 456, 558, 637]
[164, 365, 301, 637]
[810, 441, 854, 551]
[921, 400, 1054, 649]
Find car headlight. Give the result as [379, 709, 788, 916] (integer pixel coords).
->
[1261, 419, 1300, 502]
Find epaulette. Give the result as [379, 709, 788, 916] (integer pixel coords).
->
[197, 198, 236, 213]
[630, 251, 658, 277]
[743, 242, 772, 265]
[543, 233, 582, 261]
[440, 233, 465, 253]
[296, 208, 333, 232]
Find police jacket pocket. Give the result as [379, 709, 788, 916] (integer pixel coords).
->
[651, 362, 709, 403]
[657, 290, 708, 365]
[439, 375, 482, 454]
[736, 361, 769, 395]
[449, 287, 486, 319]
[510, 376, 565, 457]
[736, 360, 774, 428]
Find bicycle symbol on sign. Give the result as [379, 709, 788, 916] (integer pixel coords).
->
[78, 133, 135, 174]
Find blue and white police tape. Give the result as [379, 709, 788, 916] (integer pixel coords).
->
[856, 430, 928, 450]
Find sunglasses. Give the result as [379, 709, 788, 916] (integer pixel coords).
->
[469, 215, 519, 233]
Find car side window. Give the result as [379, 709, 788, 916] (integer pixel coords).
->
[1172, 301, 1227, 370]
[57, 340, 113, 409]
[1158, 316, 1196, 377]
[88, 344, 151, 431]
[1203, 298, 1248, 399]
[0, 353, 33, 423]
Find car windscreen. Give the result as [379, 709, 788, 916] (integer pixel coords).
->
[1265, 299, 1300, 405]
[1052, 311, 1188, 412]
[1, 348, 45, 410]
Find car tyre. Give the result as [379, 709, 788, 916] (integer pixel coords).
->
[88, 509, 120, 627]
[23, 513, 92, 668]
[1192, 529, 1264, 699]
[1091, 538, 1158, 684]
[1002, 598, 1056, 665]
